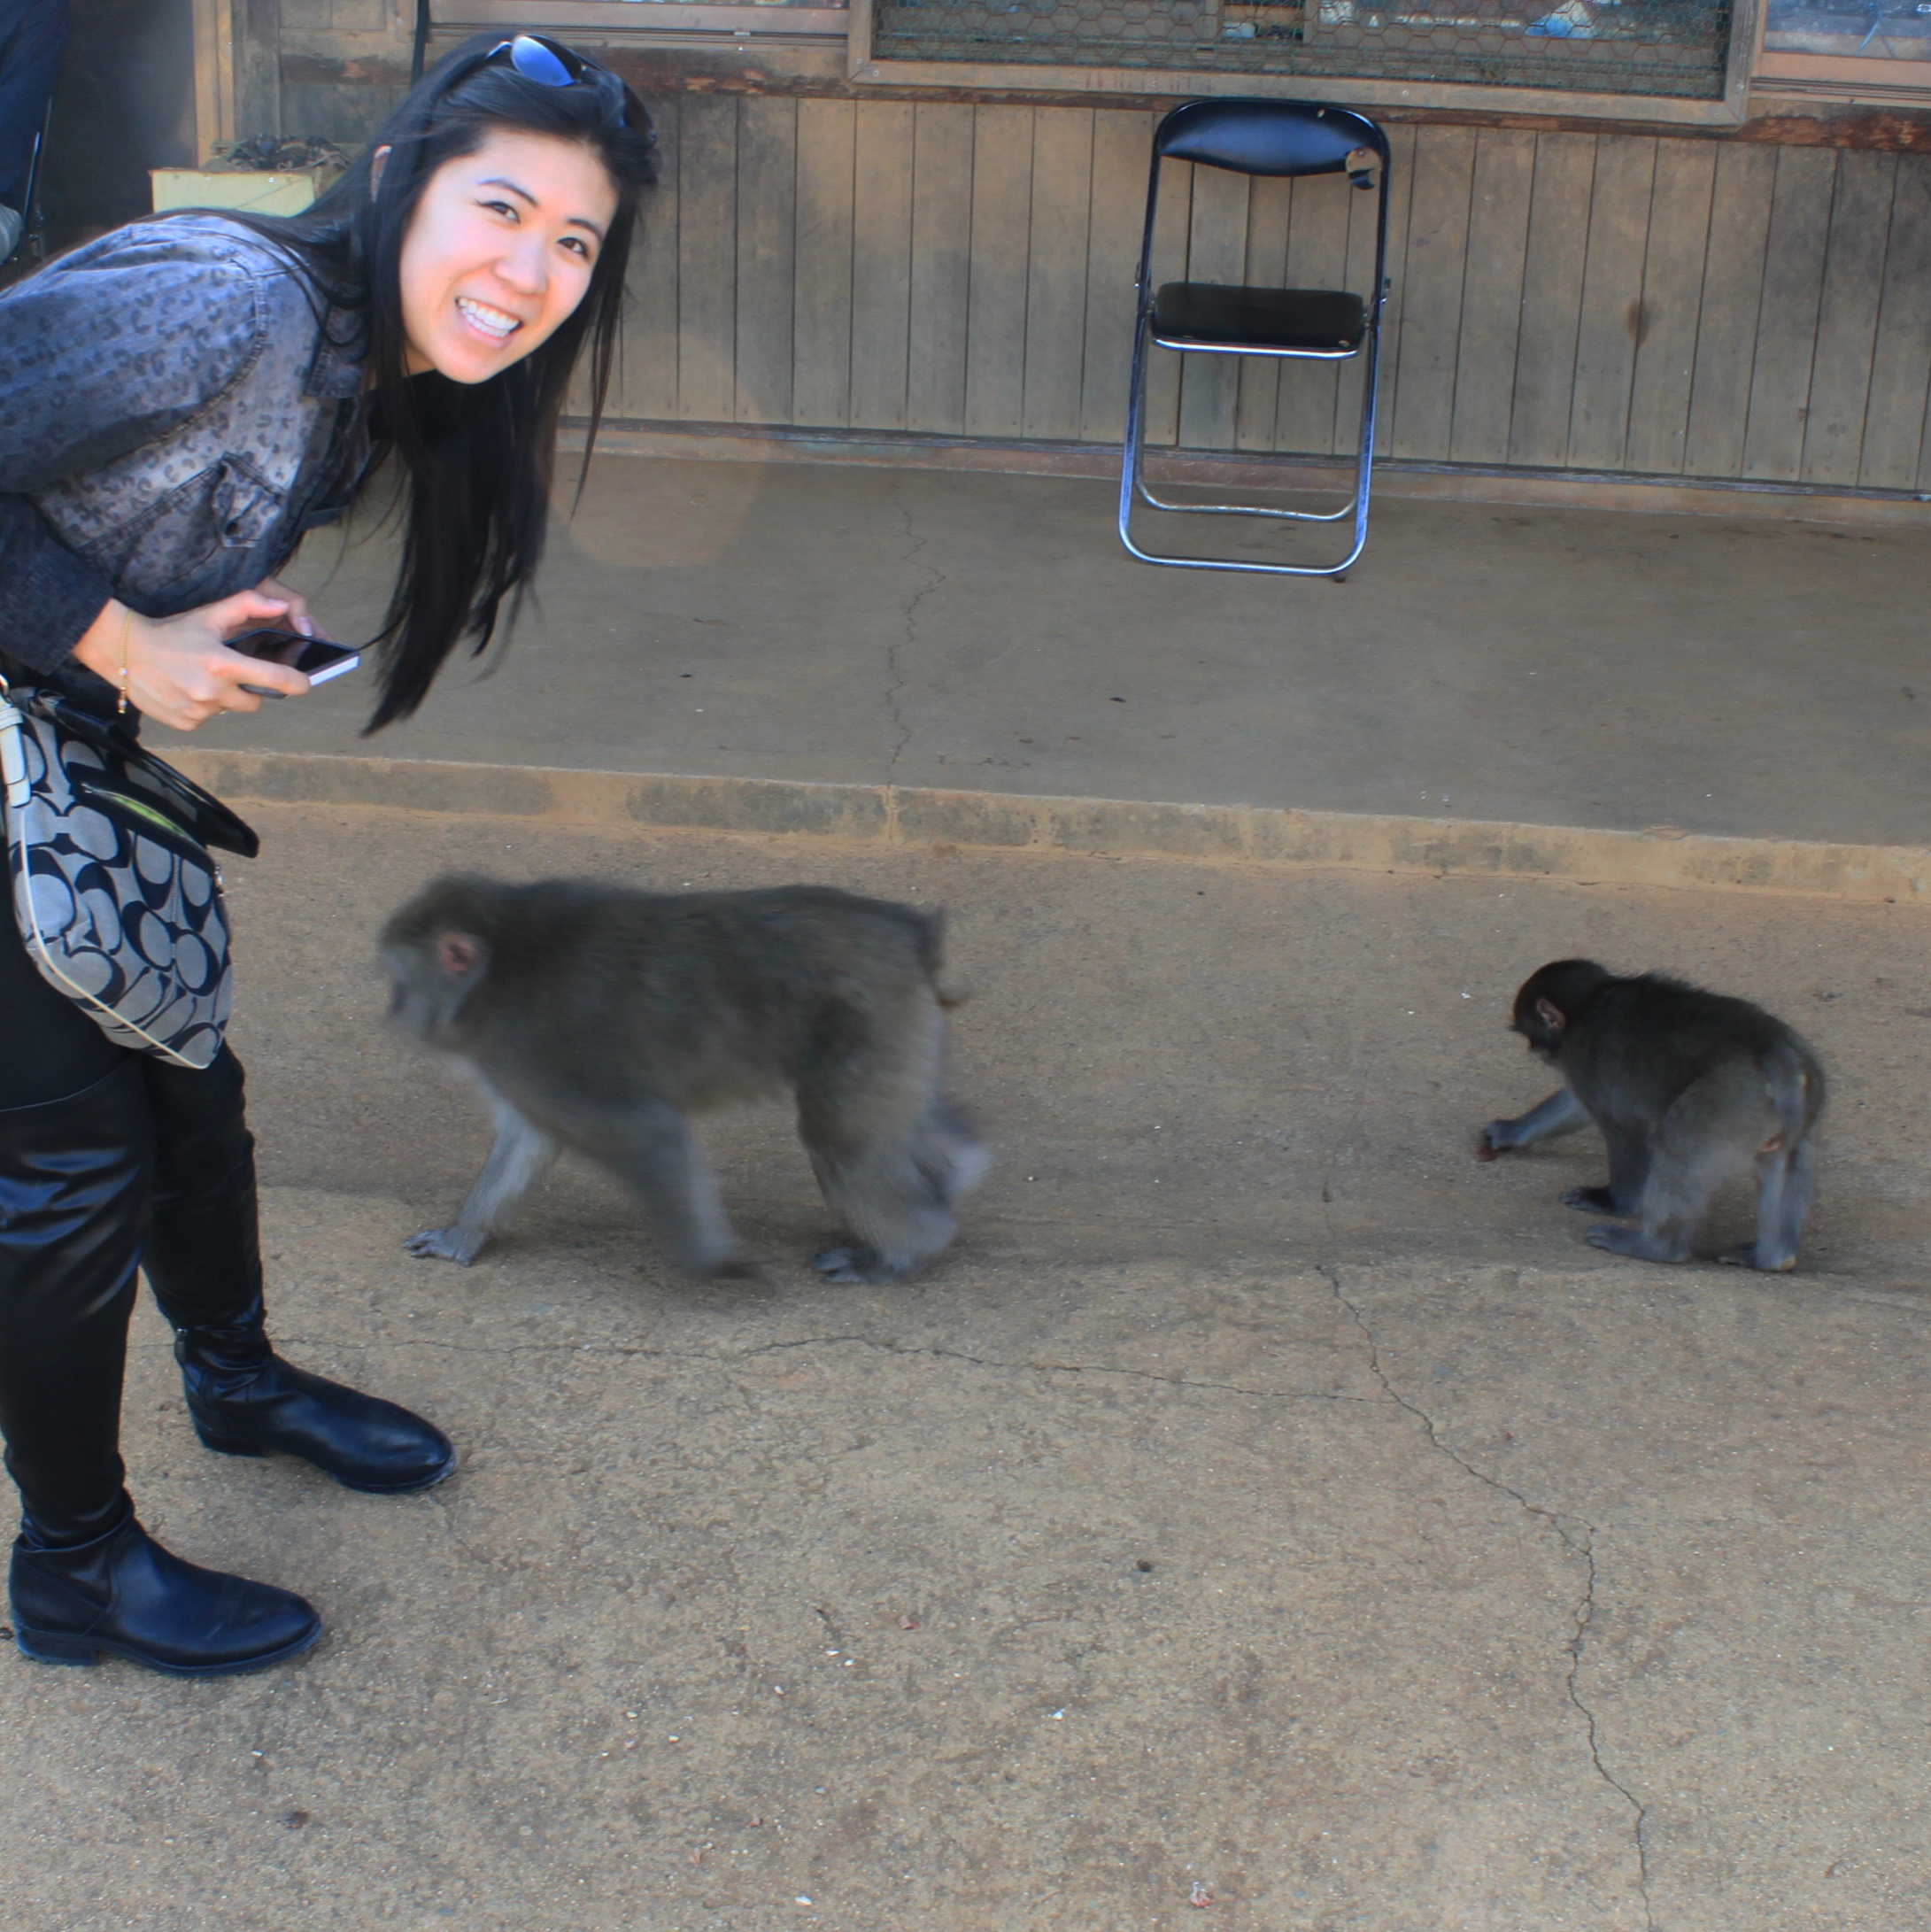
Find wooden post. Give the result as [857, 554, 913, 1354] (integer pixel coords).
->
[232, 0, 283, 143]
[191, 0, 237, 164]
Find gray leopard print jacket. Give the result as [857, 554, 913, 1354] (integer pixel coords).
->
[0, 213, 369, 692]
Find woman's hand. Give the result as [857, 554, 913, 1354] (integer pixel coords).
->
[68, 590, 313, 730]
[254, 575, 332, 644]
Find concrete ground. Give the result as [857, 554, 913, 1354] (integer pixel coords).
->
[159, 453, 1931, 853]
[4, 803, 1929, 1931]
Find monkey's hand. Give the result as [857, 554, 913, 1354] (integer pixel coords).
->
[405, 1225, 490, 1266]
[814, 1244, 915, 1286]
[1475, 1120, 1517, 1161]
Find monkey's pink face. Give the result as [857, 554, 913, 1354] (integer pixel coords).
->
[437, 933, 484, 977]
[1511, 996, 1568, 1056]
[385, 929, 490, 1044]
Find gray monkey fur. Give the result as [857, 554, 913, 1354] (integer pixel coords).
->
[382, 875, 991, 1284]
[1476, 958, 1825, 1271]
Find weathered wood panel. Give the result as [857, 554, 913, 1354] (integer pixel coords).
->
[734, 97, 799, 427]
[1078, 109, 1150, 446]
[850, 102, 916, 430]
[651, 101, 1931, 489]
[624, 92, 682, 423]
[1863, 158, 1931, 491]
[1742, 146, 1837, 481]
[1023, 108, 1095, 444]
[1801, 151, 1894, 488]
[1510, 134, 1595, 468]
[676, 96, 738, 423]
[1389, 125, 1475, 462]
[907, 102, 975, 436]
[1448, 129, 1535, 467]
[964, 105, 1035, 441]
[1368, 121, 1419, 460]
[1567, 135, 1656, 472]
[1681, 143, 1777, 479]
[792, 98, 857, 429]
[1621, 139, 1716, 475]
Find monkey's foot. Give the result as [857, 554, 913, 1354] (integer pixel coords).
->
[812, 1244, 915, 1286]
[404, 1226, 485, 1266]
[1585, 1222, 1688, 1263]
[1560, 1186, 1624, 1215]
[1717, 1243, 1798, 1272]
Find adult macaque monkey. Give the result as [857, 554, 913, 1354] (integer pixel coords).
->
[1476, 959, 1825, 1271]
[382, 876, 990, 1284]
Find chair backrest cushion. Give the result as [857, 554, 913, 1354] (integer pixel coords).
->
[1155, 99, 1387, 179]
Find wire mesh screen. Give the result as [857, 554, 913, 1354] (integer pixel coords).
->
[870, 0, 1734, 97]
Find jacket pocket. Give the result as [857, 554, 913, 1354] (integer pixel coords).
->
[131, 457, 287, 599]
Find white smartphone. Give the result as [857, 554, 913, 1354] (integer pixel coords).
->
[228, 627, 363, 698]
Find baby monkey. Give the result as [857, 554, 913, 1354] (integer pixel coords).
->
[382, 875, 990, 1284]
[1477, 959, 1824, 1271]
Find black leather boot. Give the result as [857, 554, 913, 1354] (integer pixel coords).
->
[174, 1301, 456, 1494]
[135, 1052, 455, 1495]
[11, 1508, 320, 1675]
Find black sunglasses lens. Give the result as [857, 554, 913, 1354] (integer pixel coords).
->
[507, 35, 578, 87]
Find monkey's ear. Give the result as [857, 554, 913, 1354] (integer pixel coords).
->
[436, 931, 487, 978]
[1534, 997, 1566, 1035]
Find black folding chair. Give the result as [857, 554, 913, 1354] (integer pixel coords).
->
[1118, 99, 1392, 579]
[4, 98, 53, 269]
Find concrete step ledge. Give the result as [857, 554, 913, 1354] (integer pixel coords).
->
[170, 748, 1929, 905]
[568, 421, 1931, 529]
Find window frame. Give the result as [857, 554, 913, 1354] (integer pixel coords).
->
[846, 0, 1762, 124]
[434, 0, 851, 42]
[1752, 0, 1931, 105]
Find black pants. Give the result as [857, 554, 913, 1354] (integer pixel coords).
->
[0, 916, 263, 1542]
[0, 0, 66, 213]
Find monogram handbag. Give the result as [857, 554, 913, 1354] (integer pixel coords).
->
[0, 675, 259, 1069]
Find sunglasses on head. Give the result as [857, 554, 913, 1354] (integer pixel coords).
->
[480, 34, 628, 121]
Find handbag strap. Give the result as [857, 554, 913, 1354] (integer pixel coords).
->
[19, 681, 260, 861]
[0, 676, 31, 815]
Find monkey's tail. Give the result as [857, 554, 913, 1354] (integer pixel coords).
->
[917, 907, 969, 1009]
[1764, 1039, 1819, 1152]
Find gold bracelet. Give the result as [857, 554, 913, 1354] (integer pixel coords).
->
[116, 608, 131, 716]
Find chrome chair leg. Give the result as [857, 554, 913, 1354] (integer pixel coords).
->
[1119, 318, 1380, 580]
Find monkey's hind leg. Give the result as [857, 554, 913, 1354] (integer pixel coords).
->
[806, 1097, 990, 1287]
[406, 1096, 560, 1265]
[597, 1096, 753, 1279]
[1587, 1088, 1732, 1264]
[1719, 1132, 1817, 1272]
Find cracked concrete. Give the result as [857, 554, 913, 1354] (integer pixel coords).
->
[884, 480, 946, 778]
[4, 806, 1929, 1930]
[1326, 1267, 1653, 1929]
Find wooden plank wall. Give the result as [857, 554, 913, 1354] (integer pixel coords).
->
[622, 95, 1931, 490]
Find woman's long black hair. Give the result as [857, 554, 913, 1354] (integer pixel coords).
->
[248, 35, 655, 730]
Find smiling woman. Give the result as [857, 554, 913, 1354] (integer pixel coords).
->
[0, 35, 655, 1681]
[394, 131, 619, 383]
[259, 34, 659, 729]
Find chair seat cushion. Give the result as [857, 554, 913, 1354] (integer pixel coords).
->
[1153, 282, 1366, 353]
